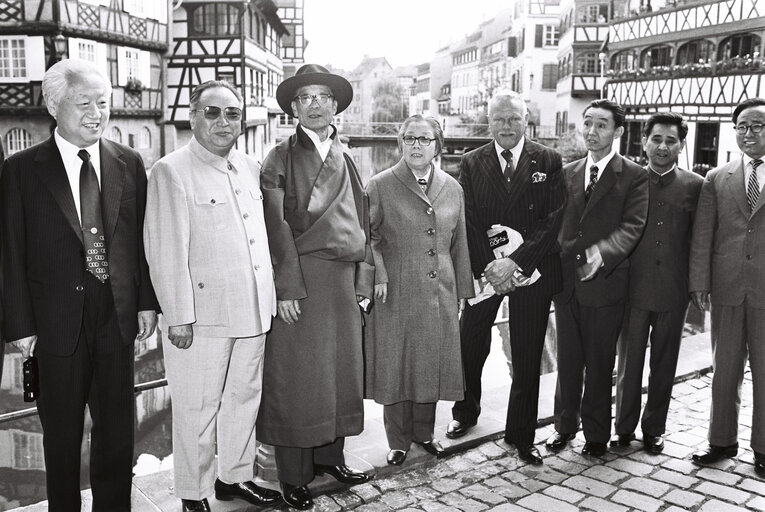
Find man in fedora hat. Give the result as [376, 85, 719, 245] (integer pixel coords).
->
[256, 64, 374, 510]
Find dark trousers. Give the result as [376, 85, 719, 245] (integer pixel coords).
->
[553, 296, 625, 443]
[383, 401, 437, 450]
[36, 273, 134, 512]
[614, 305, 687, 437]
[274, 438, 345, 487]
[452, 290, 553, 446]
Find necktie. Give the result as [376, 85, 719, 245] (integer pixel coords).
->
[417, 178, 428, 193]
[78, 150, 110, 282]
[748, 158, 762, 213]
[501, 149, 514, 182]
[585, 165, 599, 203]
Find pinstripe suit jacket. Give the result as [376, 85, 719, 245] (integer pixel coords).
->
[1, 136, 158, 356]
[458, 139, 566, 297]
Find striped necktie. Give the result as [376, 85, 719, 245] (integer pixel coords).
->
[585, 165, 599, 203]
[748, 158, 763, 213]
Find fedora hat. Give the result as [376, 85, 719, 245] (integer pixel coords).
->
[276, 64, 353, 116]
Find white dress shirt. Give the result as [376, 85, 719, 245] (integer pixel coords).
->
[303, 125, 336, 161]
[495, 137, 525, 171]
[584, 146, 618, 189]
[54, 129, 101, 224]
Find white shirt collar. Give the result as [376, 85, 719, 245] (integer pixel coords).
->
[54, 128, 101, 167]
[302, 125, 336, 161]
[585, 146, 617, 181]
[411, 163, 433, 183]
[743, 153, 765, 185]
[495, 137, 525, 168]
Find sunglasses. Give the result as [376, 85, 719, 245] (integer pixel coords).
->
[191, 106, 242, 122]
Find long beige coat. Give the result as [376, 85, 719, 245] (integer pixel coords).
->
[365, 160, 474, 404]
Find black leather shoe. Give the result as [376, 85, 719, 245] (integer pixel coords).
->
[214, 479, 282, 506]
[446, 420, 475, 439]
[609, 433, 636, 446]
[643, 435, 664, 454]
[692, 443, 738, 465]
[181, 498, 210, 512]
[545, 432, 575, 451]
[416, 439, 445, 457]
[281, 483, 312, 510]
[387, 449, 408, 465]
[313, 464, 370, 485]
[515, 444, 543, 465]
[582, 441, 608, 457]
[755, 452, 765, 476]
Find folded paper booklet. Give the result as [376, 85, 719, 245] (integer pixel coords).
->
[468, 224, 541, 305]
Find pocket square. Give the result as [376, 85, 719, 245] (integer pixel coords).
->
[532, 172, 547, 183]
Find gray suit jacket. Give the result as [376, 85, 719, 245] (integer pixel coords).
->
[690, 157, 765, 308]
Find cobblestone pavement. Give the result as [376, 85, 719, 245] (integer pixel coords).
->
[296, 370, 764, 511]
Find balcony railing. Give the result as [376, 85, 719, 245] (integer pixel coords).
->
[608, 55, 765, 81]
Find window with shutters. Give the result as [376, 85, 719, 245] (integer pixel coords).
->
[78, 41, 96, 63]
[6, 127, 31, 155]
[576, 52, 601, 74]
[0, 38, 26, 79]
[718, 33, 761, 61]
[541, 63, 557, 89]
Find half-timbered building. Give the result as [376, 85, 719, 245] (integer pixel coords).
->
[605, 0, 765, 173]
[556, 0, 627, 136]
[167, 0, 289, 162]
[0, 0, 169, 167]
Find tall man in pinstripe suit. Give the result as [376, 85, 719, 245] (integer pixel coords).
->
[447, 90, 567, 465]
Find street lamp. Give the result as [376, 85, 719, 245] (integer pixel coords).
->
[53, 34, 68, 62]
[598, 52, 606, 99]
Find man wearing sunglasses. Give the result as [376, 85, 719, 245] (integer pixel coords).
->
[144, 80, 281, 511]
[257, 64, 374, 510]
[689, 97, 765, 473]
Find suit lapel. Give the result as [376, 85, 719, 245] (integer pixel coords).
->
[581, 154, 620, 221]
[32, 136, 83, 243]
[568, 159, 586, 220]
[391, 159, 432, 205]
[725, 159, 752, 218]
[476, 143, 509, 203]
[428, 164, 447, 203]
[99, 139, 126, 242]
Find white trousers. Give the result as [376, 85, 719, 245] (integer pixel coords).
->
[163, 331, 266, 500]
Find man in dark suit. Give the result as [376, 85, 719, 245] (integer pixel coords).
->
[612, 112, 702, 453]
[447, 90, 567, 465]
[1, 59, 158, 511]
[545, 99, 648, 457]
[689, 98, 765, 472]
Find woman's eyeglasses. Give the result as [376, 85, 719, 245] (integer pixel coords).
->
[402, 136, 435, 146]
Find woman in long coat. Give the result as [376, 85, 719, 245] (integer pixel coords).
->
[365, 115, 474, 466]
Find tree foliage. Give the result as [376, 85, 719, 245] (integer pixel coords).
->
[371, 78, 408, 123]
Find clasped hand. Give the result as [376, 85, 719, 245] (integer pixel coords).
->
[484, 258, 525, 295]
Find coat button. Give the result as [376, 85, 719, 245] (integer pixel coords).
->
[75, 285, 84, 292]
[254, 265, 260, 271]
[428, 271, 437, 278]
[747, 254, 753, 260]
[249, 238, 256, 245]
[243, 213, 249, 219]
[658, 201, 664, 206]
[657, 221, 663, 226]
[235, 189, 241, 195]
[577, 231, 583, 238]
[210, 198, 216, 204]
[426, 207, 433, 215]
[427, 249, 436, 256]
[656, 241, 663, 246]
[426, 228, 435, 235]
[749, 228, 754, 233]
[227, 163, 233, 171]
[576, 254, 582, 261]
[528, 204, 534, 210]
[198, 282, 204, 288]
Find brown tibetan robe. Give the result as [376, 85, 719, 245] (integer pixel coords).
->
[256, 125, 373, 447]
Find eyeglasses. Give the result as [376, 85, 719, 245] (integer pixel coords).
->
[735, 123, 765, 135]
[191, 106, 242, 122]
[294, 93, 334, 106]
[402, 136, 435, 146]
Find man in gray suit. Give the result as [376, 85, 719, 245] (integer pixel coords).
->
[689, 97, 765, 473]
[612, 112, 702, 454]
[144, 80, 281, 511]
